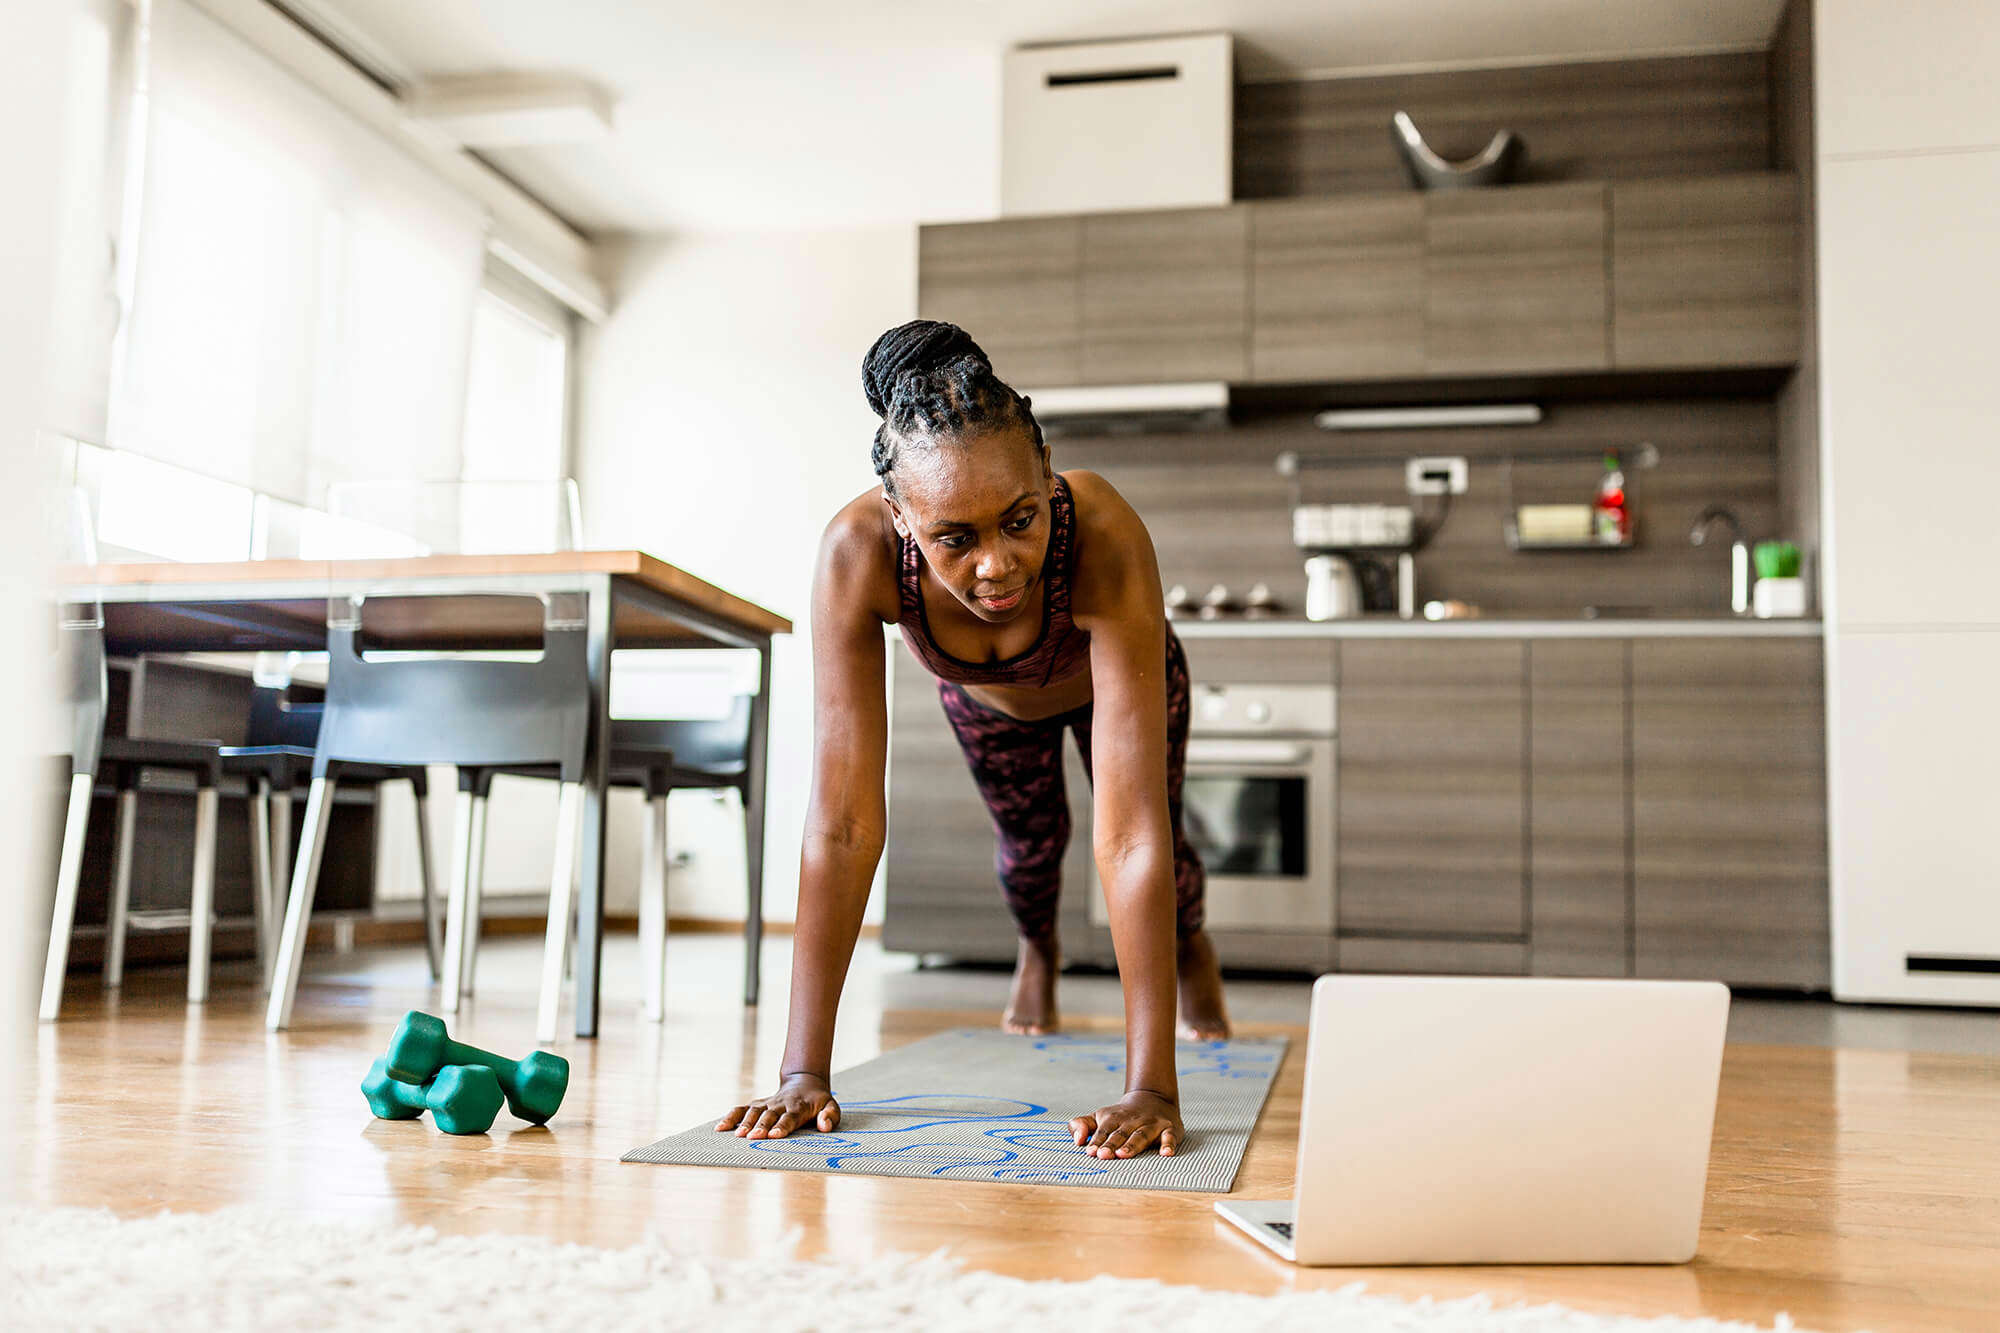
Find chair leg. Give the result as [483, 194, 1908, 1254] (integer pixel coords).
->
[266, 776, 336, 1031]
[639, 793, 669, 1022]
[270, 789, 295, 898]
[535, 782, 585, 1045]
[248, 778, 274, 991]
[462, 793, 489, 998]
[103, 787, 139, 990]
[439, 788, 475, 1017]
[411, 777, 441, 983]
[186, 785, 219, 1004]
[742, 781, 766, 1008]
[38, 772, 97, 1022]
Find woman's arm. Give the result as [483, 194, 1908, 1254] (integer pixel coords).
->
[717, 503, 894, 1140]
[1066, 473, 1184, 1158]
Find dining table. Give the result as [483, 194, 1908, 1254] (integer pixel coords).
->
[70, 550, 792, 1039]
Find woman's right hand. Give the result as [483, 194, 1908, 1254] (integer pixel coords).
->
[715, 1073, 841, 1140]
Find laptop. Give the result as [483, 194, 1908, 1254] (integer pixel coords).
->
[1216, 974, 1730, 1265]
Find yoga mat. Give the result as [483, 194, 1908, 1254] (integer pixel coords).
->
[624, 1028, 1287, 1192]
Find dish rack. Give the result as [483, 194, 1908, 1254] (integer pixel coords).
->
[1500, 442, 1661, 552]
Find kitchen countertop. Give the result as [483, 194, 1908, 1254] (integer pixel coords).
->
[1169, 614, 1822, 639]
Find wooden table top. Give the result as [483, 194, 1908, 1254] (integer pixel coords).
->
[68, 550, 792, 652]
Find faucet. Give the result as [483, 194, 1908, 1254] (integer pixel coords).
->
[1689, 506, 1751, 616]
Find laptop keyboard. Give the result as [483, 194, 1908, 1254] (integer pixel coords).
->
[1269, 1221, 1294, 1240]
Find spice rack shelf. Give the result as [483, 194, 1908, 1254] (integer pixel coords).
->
[1501, 442, 1658, 554]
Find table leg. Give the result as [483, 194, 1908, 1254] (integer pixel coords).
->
[574, 574, 613, 1039]
[742, 640, 773, 1006]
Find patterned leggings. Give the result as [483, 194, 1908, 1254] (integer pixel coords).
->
[936, 630, 1206, 943]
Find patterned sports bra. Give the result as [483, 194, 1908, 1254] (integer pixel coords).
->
[897, 474, 1091, 690]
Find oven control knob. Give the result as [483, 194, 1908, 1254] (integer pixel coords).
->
[1246, 701, 1272, 725]
[1201, 692, 1229, 721]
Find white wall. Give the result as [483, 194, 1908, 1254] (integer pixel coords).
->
[1816, 0, 2000, 1003]
[4, 0, 76, 1187]
[573, 225, 919, 923]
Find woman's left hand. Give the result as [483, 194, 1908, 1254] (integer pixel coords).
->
[1070, 1089, 1183, 1158]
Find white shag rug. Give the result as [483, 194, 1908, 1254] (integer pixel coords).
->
[1, 1206, 1829, 1333]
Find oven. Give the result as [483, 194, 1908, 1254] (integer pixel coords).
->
[1090, 682, 1336, 933]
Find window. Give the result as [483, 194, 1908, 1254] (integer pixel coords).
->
[112, 0, 487, 508]
[462, 275, 571, 484]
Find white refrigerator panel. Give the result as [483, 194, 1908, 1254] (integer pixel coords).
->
[1817, 150, 2000, 630]
[1828, 629, 2000, 1004]
[1815, 0, 2000, 157]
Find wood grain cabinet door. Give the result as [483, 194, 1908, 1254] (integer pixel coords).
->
[1424, 183, 1610, 375]
[1631, 638, 1830, 988]
[1081, 206, 1249, 383]
[1528, 639, 1632, 977]
[1337, 639, 1528, 942]
[917, 217, 1082, 389]
[1249, 195, 1425, 383]
[1610, 173, 1801, 369]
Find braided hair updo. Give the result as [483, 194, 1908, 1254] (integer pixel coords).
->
[862, 319, 1045, 497]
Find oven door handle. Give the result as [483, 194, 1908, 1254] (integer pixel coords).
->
[1185, 739, 1316, 767]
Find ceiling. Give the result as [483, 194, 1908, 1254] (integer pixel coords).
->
[301, 0, 1789, 236]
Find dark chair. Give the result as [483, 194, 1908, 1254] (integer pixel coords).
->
[450, 694, 757, 1025]
[217, 685, 439, 990]
[265, 593, 594, 1033]
[39, 611, 226, 1020]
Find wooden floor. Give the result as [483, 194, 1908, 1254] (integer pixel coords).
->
[21, 934, 2000, 1332]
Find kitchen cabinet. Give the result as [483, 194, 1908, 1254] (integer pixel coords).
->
[1424, 183, 1610, 375]
[881, 629, 1829, 988]
[1528, 640, 1631, 976]
[881, 647, 1093, 963]
[1080, 206, 1249, 383]
[916, 216, 1082, 389]
[1611, 173, 1800, 369]
[1180, 633, 1336, 687]
[918, 178, 1803, 390]
[1336, 639, 1528, 947]
[1249, 195, 1425, 383]
[1631, 638, 1829, 988]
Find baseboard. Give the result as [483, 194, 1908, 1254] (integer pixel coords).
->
[64, 914, 876, 975]
[352, 915, 872, 944]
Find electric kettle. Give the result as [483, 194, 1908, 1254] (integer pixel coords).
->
[1304, 554, 1364, 621]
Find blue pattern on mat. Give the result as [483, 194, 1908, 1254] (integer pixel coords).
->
[732, 1040, 1272, 1180]
[624, 1029, 1286, 1191]
[742, 1094, 1102, 1177]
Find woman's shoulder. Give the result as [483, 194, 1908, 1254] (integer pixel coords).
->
[1059, 470, 1158, 623]
[817, 486, 902, 624]
[1059, 469, 1147, 547]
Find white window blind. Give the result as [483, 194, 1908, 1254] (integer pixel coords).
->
[113, 0, 488, 508]
[462, 278, 569, 484]
[44, 0, 138, 447]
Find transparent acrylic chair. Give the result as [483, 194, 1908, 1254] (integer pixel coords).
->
[316, 478, 584, 559]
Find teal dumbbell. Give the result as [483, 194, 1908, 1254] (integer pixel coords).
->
[382, 1011, 569, 1126]
[360, 1058, 505, 1135]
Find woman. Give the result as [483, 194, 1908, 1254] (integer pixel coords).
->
[715, 320, 1228, 1162]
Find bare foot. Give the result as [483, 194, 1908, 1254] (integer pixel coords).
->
[1003, 933, 1060, 1035]
[1176, 930, 1231, 1041]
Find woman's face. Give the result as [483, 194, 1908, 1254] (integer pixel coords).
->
[885, 429, 1053, 623]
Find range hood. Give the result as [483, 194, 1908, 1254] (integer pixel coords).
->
[1018, 382, 1230, 436]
